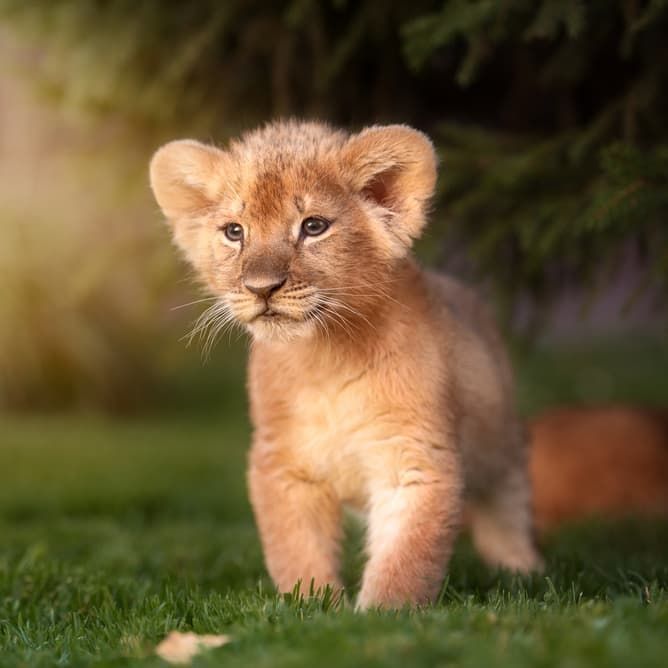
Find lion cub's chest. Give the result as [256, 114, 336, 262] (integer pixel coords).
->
[289, 371, 390, 508]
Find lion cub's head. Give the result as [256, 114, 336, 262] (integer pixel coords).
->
[150, 121, 436, 342]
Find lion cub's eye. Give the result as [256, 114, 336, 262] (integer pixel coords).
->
[301, 217, 330, 237]
[222, 223, 244, 242]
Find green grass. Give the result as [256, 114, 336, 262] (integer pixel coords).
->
[1, 339, 667, 666]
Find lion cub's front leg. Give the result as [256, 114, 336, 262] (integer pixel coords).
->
[248, 445, 343, 595]
[357, 454, 462, 610]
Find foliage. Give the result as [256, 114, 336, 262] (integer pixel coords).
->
[1, 0, 667, 313]
[0, 78, 179, 411]
[0, 1, 666, 410]
[0, 211, 154, 411]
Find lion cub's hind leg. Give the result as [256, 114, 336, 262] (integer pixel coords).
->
[468, 466, 544, 574]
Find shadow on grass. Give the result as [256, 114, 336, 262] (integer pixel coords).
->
[442, 519, 668, 605]
[340, 515, 668, 605]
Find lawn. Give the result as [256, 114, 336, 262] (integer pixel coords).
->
[1, 339, 667, 667]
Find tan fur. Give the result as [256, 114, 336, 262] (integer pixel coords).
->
[150, 120, 542, 609]
[530, 406, 668, 532]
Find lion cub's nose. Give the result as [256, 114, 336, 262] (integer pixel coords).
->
[243, 276, 287, 299]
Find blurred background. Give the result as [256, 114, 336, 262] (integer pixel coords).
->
[0, 1, 667, 504]
[0, 9, 667, 663]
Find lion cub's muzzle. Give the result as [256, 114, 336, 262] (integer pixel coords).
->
[243, 276, 287, 301]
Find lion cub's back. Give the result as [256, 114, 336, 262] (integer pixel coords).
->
[423, 272, 524, 495]
[424, 272, 514, 396]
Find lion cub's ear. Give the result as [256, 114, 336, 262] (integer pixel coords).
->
[341, 125, 437, 251]
[149, 140, 231, 220]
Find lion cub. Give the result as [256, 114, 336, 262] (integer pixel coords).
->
[150, 121, 542, 608]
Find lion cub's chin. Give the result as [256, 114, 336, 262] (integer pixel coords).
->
[245, 316, 317, 343]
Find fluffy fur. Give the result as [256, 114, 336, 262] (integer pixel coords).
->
[150, 120, 542, 609]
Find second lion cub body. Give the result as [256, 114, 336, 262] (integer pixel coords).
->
[150, 121, 541, 608]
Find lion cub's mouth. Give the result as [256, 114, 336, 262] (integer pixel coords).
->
[255, 308, 280, 320]
[255, 307, 299, 322]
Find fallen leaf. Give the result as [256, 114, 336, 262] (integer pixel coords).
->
[155, 631, 231, 664]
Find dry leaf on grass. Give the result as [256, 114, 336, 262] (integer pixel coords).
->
[155, 630, 231, 664]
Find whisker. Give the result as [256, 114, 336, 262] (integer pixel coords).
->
[319, 277, 405, 290]
[181, 300, 237, 361]
[170, 296, 220, 311]
[317, 285, 409, 311]
[202, 310, 237, 361]
[182, 303, 224, 345]
[193, 305, 227, 334]
[317, 300, 358, 340]
[309, 308, 332, 348]
[320, 295, 377, 334]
